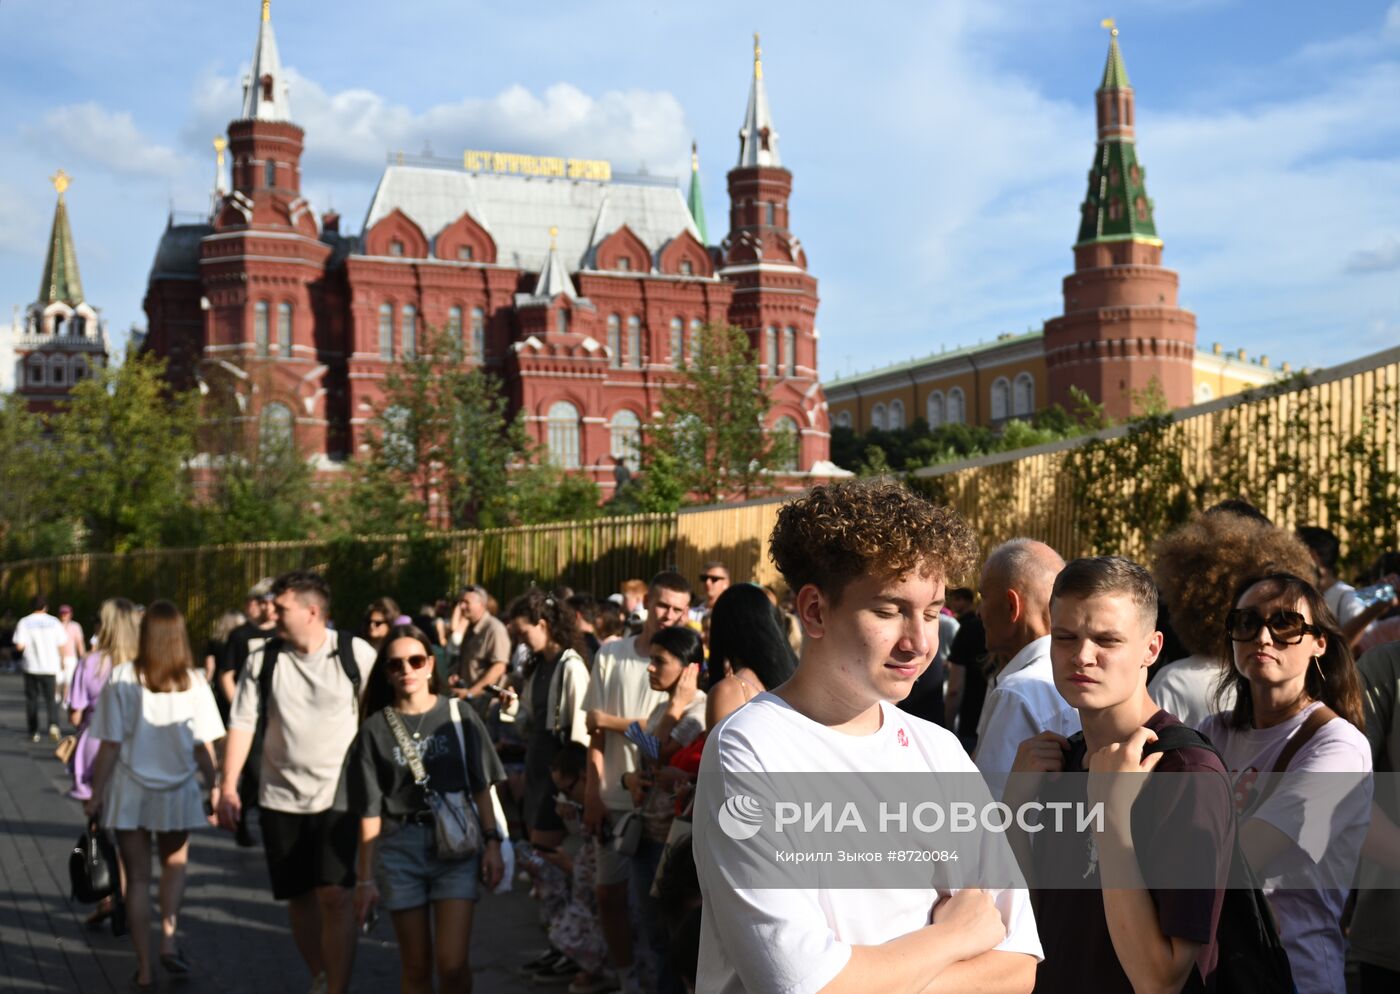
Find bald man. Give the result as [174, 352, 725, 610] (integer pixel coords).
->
[973, 539, 1080, 794]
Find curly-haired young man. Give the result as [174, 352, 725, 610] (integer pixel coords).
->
[693, 480, 1041, 994]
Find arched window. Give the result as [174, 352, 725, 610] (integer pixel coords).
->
[670, 318, 684, 367]
[871, 403, 887, 431]
[546, 401, 581, 469]
[71, 315, 85, 337]
[991, 377, 1010, 420]
[773, 416, 799, 472]
[689, 319, 703, 363]
[471, 307, 486, 358]
[607, 314, 621, 369]
[1013, 373, 1035, 417]
[378, 303, 394, 359]
[947, 387, 966, 425]
[556, 308, 570, 337]
[448, 306, 463, 342]
[458, 245, 474, 261]
[71, 356, 89, 382]
[927, 391, 945, 429]
[834, 410, 852, 429]
[254, 300, 270, 357]
[626, 316, 642, 368]
[50, 356, 67, 386]
[259, 401, 294, 453]
[264, 160, 276, 188]
[277, 302, 292, 356]
[888, 399, 905, 430]
[783, 327, 796, 376]
[679, 259, 693, 276]
[609, 409, 641, 471]
[401, 304, 417, 358]
[1195, 382, 1215, 404]
[767, 327, 780, 376]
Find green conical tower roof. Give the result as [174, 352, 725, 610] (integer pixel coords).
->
[1076, 29, 1159, 247]
[687, 142, 709, 246]
[1100, 30, 1130, 90]
[38, 170, 85, 307]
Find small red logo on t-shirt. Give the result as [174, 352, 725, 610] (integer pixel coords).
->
[897, 728, 909, 747]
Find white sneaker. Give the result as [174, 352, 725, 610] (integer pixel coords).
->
[308, 972, 327, 994]
[48, 724, 61, 742]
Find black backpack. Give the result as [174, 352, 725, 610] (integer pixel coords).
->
[255, 633, 363, 736]
[1142, 724, 1295, 994]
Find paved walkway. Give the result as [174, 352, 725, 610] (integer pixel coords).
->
[0, 673, 542, 992]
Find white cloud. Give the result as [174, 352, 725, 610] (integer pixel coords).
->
[1347, 236, 1400, 273]
[26, 103, 188, 180]
[184, 69, 692, 185]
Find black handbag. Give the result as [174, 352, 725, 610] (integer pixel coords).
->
[69, 820, 118, 904]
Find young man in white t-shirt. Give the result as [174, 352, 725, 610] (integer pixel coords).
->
[582, 570, 692, 994]
[695, 480, 1041, 994]
[13, 595, 66, 742]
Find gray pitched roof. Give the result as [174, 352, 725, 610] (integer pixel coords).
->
[361, 163, 700, 274]
[149, 222, 214, 281]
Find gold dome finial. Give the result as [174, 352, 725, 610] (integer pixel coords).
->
[753, 32, 763, 80]
[691, 141, 699, 172]
[1100, 17, 1118, 37]
[262, 0, 271, 22]
[213, 136, 227, 167]
[549, 225, 559, 248]
[51, 169, 71, 199]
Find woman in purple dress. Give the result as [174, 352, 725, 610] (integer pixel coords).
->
[68, 597, 139, 801]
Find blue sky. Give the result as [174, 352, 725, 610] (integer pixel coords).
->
[4, 0, 1400, 378]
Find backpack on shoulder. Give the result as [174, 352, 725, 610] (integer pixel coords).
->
[255, 633, 363, 736]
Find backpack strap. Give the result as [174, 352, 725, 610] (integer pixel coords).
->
[1144, 723, 1222, 762]
[1270, 705, 1337, 774]
[336, 633, 362, 718]
[255, 637, 284, 738]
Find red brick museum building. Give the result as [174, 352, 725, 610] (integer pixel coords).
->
[143, 7, 833, 497]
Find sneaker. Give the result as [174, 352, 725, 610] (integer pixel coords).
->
[531, 956, 579, 984]
[308, 973, 327, 994]
[49, 724, 61, 742]
[29, 734, 40, 743]
[518, 949, 565, 976]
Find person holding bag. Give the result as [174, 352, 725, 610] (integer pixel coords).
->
[348, 624, 506, 994]
[83, 600, 224, 992]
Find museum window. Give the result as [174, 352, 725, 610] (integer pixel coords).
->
[767, 327, 780, 376]
[277, 302, 292, 356]
[457, 245, 473, 261]
[690, 319, 703, 363]
[264, 160, 276, 188]
[888, 399, 905, 430]
[254, 300, 270, 357]
[947, 387, 966, 425]
[679, 259, 693, 276]
[927, 391, 945, 429]
[871, 403, 887, 431]
[378, 303, 394, 359]
[401, 305, 417, 358]
[616, 257, 631, 272]
[783, 327, 796, 376]
[448, 306, 463, 343]
[627, 316, 642, 368]
[546, 401, 581, 469]
[834, 410, 852, 429]
[607, 314, 621, 368]
[389, 240, 405, 257]
[609, 409, 641, 471]
[670, 318, 684, 367]
[1013, 373, 1035, 418]
[773, 416, 799, 472]
[991, 377, 1010, 420]
[556, 308, 570, 337]
[471, 308, 486, 358]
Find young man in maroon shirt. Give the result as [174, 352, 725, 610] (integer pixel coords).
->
[1009, 556, 1232, 994]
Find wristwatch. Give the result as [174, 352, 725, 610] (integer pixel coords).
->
[482, 827, 503, 844]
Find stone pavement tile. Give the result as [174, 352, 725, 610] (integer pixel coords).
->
[0, 673, 549, 993]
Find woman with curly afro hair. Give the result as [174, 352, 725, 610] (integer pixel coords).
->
[1148, 509, 1315, 727]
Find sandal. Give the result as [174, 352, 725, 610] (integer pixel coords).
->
[84, 896, 114, 928]
[130, 970, 154, 992]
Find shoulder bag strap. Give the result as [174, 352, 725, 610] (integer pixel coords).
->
[1270, 705, 1338, 774]
[383, 706, 430, 787]
[448, 698, 470, 774]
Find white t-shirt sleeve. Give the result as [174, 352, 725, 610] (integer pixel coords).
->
[90, 677, 127, 743]
[1334, 590, 1367, 626]
[228, 647, 264, 733]
[697, 728, 852, 994]
[190, 679, 227, 745]
[1251, 725, 1373, 865]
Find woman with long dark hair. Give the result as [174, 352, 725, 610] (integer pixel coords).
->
[704, 583, 797, 727]
[1199, 572, 1372, 994]
[349, 624, 506, 993]
[84, 600, 224, 990]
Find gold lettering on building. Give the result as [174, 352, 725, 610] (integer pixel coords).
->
[463, 149, 611, 182]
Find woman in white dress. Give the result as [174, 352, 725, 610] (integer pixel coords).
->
[84, 600, 224, 991]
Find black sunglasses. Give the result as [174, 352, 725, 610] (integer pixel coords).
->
[700, 574, 728, 583]
[1226, 608, 1322, 646]
[388, 654, 431, 673]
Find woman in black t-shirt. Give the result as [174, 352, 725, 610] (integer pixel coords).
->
[348, 624, 506, 993]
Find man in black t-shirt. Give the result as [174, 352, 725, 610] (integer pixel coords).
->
[216, 578, 277, 846]
[944, 588, 988, 751]
[1007, 557, 1231, 994]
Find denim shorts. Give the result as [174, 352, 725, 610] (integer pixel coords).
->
[375, 820, 481, 911]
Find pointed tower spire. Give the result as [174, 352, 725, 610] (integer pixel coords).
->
[737, 32, 781, 167]
[38, 170, 84, 307]
[213, 136, 228, 195]
[1078, 22, 1156, 246]
[687, 141, 710, 245]
[534, 226, 578, 300]
[241, 1, 291, 122]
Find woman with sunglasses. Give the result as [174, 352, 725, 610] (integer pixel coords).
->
[1198, 572, 1372, 994]
[347, 624, 506, 994]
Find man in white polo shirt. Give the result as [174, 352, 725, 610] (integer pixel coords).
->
[695, 480, 1040, 994]
[974, 538, 1079, 797]
[13, 595, 66, 742]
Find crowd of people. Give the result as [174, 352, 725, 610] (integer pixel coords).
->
[2, 479, 1398, 994]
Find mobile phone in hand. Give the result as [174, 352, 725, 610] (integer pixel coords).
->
[360, 905, 378, 935]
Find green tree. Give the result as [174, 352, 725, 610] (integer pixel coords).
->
[507, 462, 604, 524]
[52, 351, 200, 552]
[638, 322, 795, 505]
[349, 326, 533, 531]
[0, 395, 75, 559]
